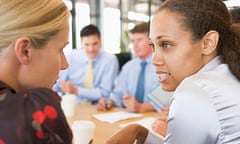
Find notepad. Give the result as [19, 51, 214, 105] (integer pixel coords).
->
[93, 111, 143, 123]
[148, 86, 173, 110]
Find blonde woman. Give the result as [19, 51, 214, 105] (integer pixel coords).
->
[0, 0, 72, 143]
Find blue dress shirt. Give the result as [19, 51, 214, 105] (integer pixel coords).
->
[53, 48, 119, 103]
[110, 55, 159, 107]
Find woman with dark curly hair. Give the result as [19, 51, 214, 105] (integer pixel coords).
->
[105, 0, 240, 143]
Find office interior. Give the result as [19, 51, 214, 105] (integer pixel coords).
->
[63, 0, 240, 56]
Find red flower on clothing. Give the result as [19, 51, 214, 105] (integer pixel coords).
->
[44, 105, 58, 120]
[32, 111, 46, 124]
[0, 139, 5, 144]
[36, 130, 45, 139]
[23, 92, 28, 98]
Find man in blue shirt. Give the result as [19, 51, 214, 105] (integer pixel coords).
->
[97, 23, 159, 112]
[53, 24, 119, 103]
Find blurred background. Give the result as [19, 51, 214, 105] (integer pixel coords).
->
[63, 0, 240, 55]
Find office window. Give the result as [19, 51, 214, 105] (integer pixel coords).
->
[76, 3, 91, 49]
[103, 8, 121, 54]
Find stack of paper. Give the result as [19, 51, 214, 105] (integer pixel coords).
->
[93, 111, 143, 123]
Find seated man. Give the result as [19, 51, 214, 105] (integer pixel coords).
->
[97, 23, 159, 113]
[53, 24, 119, 103]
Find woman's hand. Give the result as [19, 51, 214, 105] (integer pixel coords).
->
[151, 107, 169, 137]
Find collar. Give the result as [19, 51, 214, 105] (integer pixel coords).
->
[197, 56, 222, 74]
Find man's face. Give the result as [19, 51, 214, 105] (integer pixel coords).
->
[130, 33, 152, 60]
[81, 35, 101, 59]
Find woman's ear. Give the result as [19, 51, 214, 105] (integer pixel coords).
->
[14, 37, 32, 65]
[201, 30, 219, 56]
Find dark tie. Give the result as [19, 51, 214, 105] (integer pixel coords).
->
[135, 61, 146, 103]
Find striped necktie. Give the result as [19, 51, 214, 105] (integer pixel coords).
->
[83, 59, 94, 88]
[135, 61, 146, 103]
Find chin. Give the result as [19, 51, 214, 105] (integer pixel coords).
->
[89, 55, 97, 59]
[162, 85, 176, 92]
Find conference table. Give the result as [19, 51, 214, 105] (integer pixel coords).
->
[66, 102, 158, 144]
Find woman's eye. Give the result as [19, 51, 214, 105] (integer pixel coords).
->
[162, 42, 171, 49]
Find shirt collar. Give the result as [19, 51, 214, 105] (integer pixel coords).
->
[197, 56, 222, 74]
[83, 49, 102, 64]
[137, 54, 152, 64]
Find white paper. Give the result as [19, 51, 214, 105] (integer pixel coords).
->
[119, 117, 155, 129]
[92, 111, 143, 123]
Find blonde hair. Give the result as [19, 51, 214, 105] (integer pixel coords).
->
[0, 0, 69, 49]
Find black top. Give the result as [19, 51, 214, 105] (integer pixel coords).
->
[0, 81, 73, 144]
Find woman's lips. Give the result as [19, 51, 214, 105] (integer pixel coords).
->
[158, 72, 170, 82]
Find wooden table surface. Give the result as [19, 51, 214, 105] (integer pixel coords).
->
[67, 103, 157, 144]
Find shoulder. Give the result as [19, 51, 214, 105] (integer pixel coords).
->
[67, 49, 87, 63]
[171, 64, 238, 123]
[68, 48, 85, 57]
[25, 88, 61, 104]
[167, 65, 240, 143]
[174, 78, 211, 107]
[121, 58, 139, 69]
[0, 82, 60, 106]
[99, 51, 118, 61]
[172, 74, 222, 121]
[185, 64, 239, 90]
[97, 51, 118, 67]
[0, 83, 72, 143]
[118, 58, 141, 75]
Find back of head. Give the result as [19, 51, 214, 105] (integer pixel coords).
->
[158, 0, 240, 80]
[0, 0, 69, 49]
[130, 22, 150, 35]
[80, 24, 101, 38]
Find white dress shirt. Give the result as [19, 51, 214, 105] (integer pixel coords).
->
[145, 56, 240, 144]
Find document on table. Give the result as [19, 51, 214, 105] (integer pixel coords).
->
[119, 117, 155, 129]
[92, 111, 143, 123]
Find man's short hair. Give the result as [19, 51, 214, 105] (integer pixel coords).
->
[129, 22, 150, 35]
[80, 24, 101, 38]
